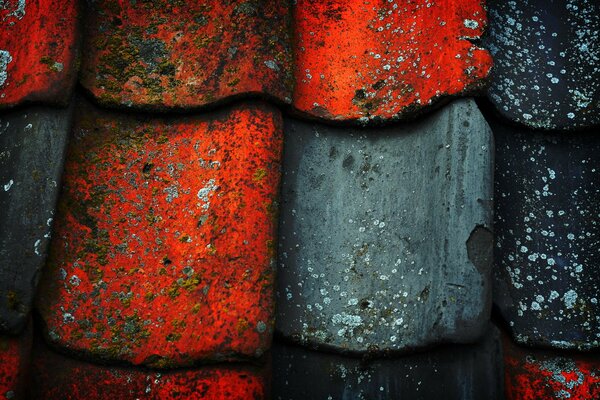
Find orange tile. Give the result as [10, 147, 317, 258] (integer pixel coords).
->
[37, 98, 282, 368]
[80, 0, 293, 110]
[504, 335, 600, 400]
[292, 0, 492, 123]
[0, 0, 79, 108]
[0, 324, 31, 400]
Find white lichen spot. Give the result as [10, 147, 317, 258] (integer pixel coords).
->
[463, 19, 479, 29]
[264, 60, 279, 71]
[62, 312, 75, 323]
[3, 0, 26, 20]
[163, 184, 179, 203]
[197, 179, 218, 211]
[3, 179, 13, 191]
[34, 239, 41, 255]
[563, 290, 578, 309]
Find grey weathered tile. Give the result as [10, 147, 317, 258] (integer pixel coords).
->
[484, 0, 599, 130]
[493, 118, 600, 350]
[276, 99, 494, 353]
[273, 325, 503, 400]
[0, 106, 71, 334]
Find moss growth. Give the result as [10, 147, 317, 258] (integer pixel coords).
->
[6, 291, 19, 311]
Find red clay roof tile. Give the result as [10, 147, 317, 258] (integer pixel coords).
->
[0, 323, 31, 400]
[80, 0, 293, 110]
[37, 99, 282, 368]
[504, 334, 600, 400]
[291, 0, 493, 123]
[0, 0, 79, 108]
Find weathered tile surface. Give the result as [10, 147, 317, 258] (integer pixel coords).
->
[277, 99, 493, 353]
[0, 106, 72, 334]
[493, 119, 600, 350]
[32, 339, 269, 400]
[0, 0, 79, 108]
[80, 0, 292, 110]
[484, 0, 600, 130]
[273, 325, 503, 400]
[504, 334, 600, 400]
[292, 0, 492, 123]
[0, 323, 31, 400]
[37, 99, 282, 368]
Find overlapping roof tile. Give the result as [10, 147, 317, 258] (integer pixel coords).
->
[292, 0, 493, 123]
[0, 0, 79, 108]
[78, 0, 493, 123]
[503, 334, 600, 399]
[37, 98, 282, 367]
[273, 325, 503, 399]
[2, 0, 598, 396]
[276, 99, 493, 353]
[484, 0, 600, 130]
[0, 322, 31, 400]
[80, 0, 293, 110]
[493, 117, 600, 351]
[0, 106, 72, 334]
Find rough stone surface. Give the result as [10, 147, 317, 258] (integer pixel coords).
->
[276, 99, 493, 353]
[504, 333, 600, 400]
[292, 0, 492, 123]
[0, 0, 79, 108]
[31, 339, 269, 400]
[0, 106, 72, 334]
[37, 99, 282, 368]
[484, 0, 600, 130]
[493, 119, 600, 351]
[0, 322, 31, 400]
[273, 325, 503, 400]
[80, 0, 293, 110]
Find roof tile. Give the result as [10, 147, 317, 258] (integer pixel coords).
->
[292, 0, 492, 123]
[273, 325, 503, 399]
[504, 333, 600, 399]
[277, 99, 493, 353]
[0, 106, 72, 335]
[80, 0, 293, 110]
[0, 322, 31, 400]
[484, 0, 600, 130]
[493, 119, 600, 350]
[37, 99, 282, 367]
[0, 0, 79, 108]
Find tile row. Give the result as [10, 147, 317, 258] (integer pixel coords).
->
[2, 97, 598, 358]
[1, 0, 598, 128]
[3, 324, 600, 399]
